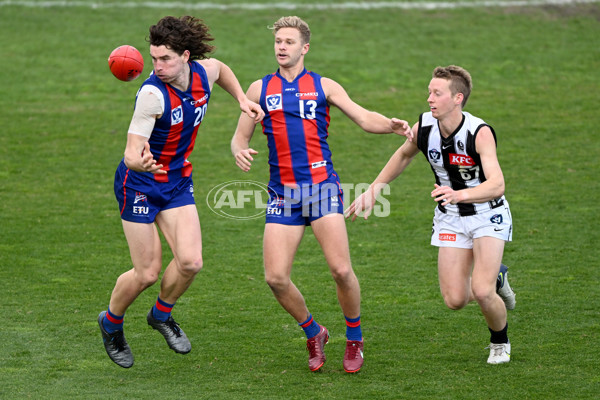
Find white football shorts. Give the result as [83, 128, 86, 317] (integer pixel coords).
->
[431, 201, 513, 249]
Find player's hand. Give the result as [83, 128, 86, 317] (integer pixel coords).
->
[344, 186, 376, 222]
[431, 184, 460, 206]
[390, 118, 413, 142]
[235, 148, 258, 172]
[240, 98, 265, 123]
[141, 142, 167, 175]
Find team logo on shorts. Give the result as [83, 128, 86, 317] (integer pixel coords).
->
[266, 94, 282, 111]
[429, 149, 441, 163]
[171, 105, 183, 125]
[132, 192, 149, 215]
[134, 192, 147, 204]
[490, 214, 503, 224]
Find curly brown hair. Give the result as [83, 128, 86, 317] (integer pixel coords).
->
[148, 16, 215, 60]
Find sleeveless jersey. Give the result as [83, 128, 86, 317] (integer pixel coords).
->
[130, 61, 211, 184]
[259, 69, 333, 188]
[416, 111, 505, 216]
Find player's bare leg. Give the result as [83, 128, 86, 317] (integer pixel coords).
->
[264, 222, 331, 371]
[263, 223, 308, 321]
[311, 214, 360, 319]
[156, 205, 204, 304]
[312, 214, 363, 373]
[472, 237, 507, 331]
[99, 221, 162, 368]
[110, 221, 163, 315]
[473, 236, 511, 364]
[437, 247, 473, 310]
[143, 205, 203, 354]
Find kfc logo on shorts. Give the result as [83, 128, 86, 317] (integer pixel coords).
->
[171, 105, 183, 125]
[266, 94, 282, 111]
[439, 233, 457, 242]
[449, 154, 475, 166]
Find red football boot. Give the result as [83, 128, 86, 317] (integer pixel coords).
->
[306, 325, 329, 371]
[343, 339, 364, 373]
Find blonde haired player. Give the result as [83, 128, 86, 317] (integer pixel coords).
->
[346, 65, 516, 364]
[232, 16, 412, 373]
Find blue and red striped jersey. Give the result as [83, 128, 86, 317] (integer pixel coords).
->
[260, 69, 333, 188]
[137, 61, 211, 183]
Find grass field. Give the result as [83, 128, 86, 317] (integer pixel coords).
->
[1, 0, 599, 399]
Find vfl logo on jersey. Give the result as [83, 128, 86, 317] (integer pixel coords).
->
[439, 233, 456, 242]
[429, 149, 441, 163]
[312, 160, 327, 169]
[266, 94, 282, 111]
[171, 105, 183, 125]
[449, 153, 475, 167]
[490, 214, 503, 224]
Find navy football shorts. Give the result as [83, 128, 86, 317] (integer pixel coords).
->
[114, 161, 195, 223]
[265, 174, 344, 226]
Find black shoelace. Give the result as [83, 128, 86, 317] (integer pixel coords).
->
[165, 317, 182, 337]
[110, 331, 127, 351]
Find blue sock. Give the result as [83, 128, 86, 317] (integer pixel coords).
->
[345, 315, 362, 341]
[152, 296, 175, 322]
[299, 314, 321, 339]
[103, 307, 124, 334]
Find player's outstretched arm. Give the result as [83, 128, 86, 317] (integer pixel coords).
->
[231, 80, 262, 172]
[345, 124, 420, 221]
[322, 77, 413, 141]
[204, 58, 264, 123]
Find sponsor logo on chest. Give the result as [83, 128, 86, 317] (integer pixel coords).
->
[448, 153, 475, 167]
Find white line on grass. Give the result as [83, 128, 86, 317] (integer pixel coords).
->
[0, 0, 598, 10]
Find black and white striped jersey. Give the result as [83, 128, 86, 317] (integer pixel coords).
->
[416, 111, 505, 217]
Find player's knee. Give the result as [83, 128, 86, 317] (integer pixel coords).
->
[329, 263, 354, 283]
[135, 268, 160, 289]
[471, 285, 495, 306]
[442, 292, 469, 310]
[179, 255, 203, 276]
[265, 272, 290, 294]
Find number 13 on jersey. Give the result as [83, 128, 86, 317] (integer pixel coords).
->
[299, 100, 317, 119]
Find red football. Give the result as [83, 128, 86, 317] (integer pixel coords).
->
[108, 45, 144, 81]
